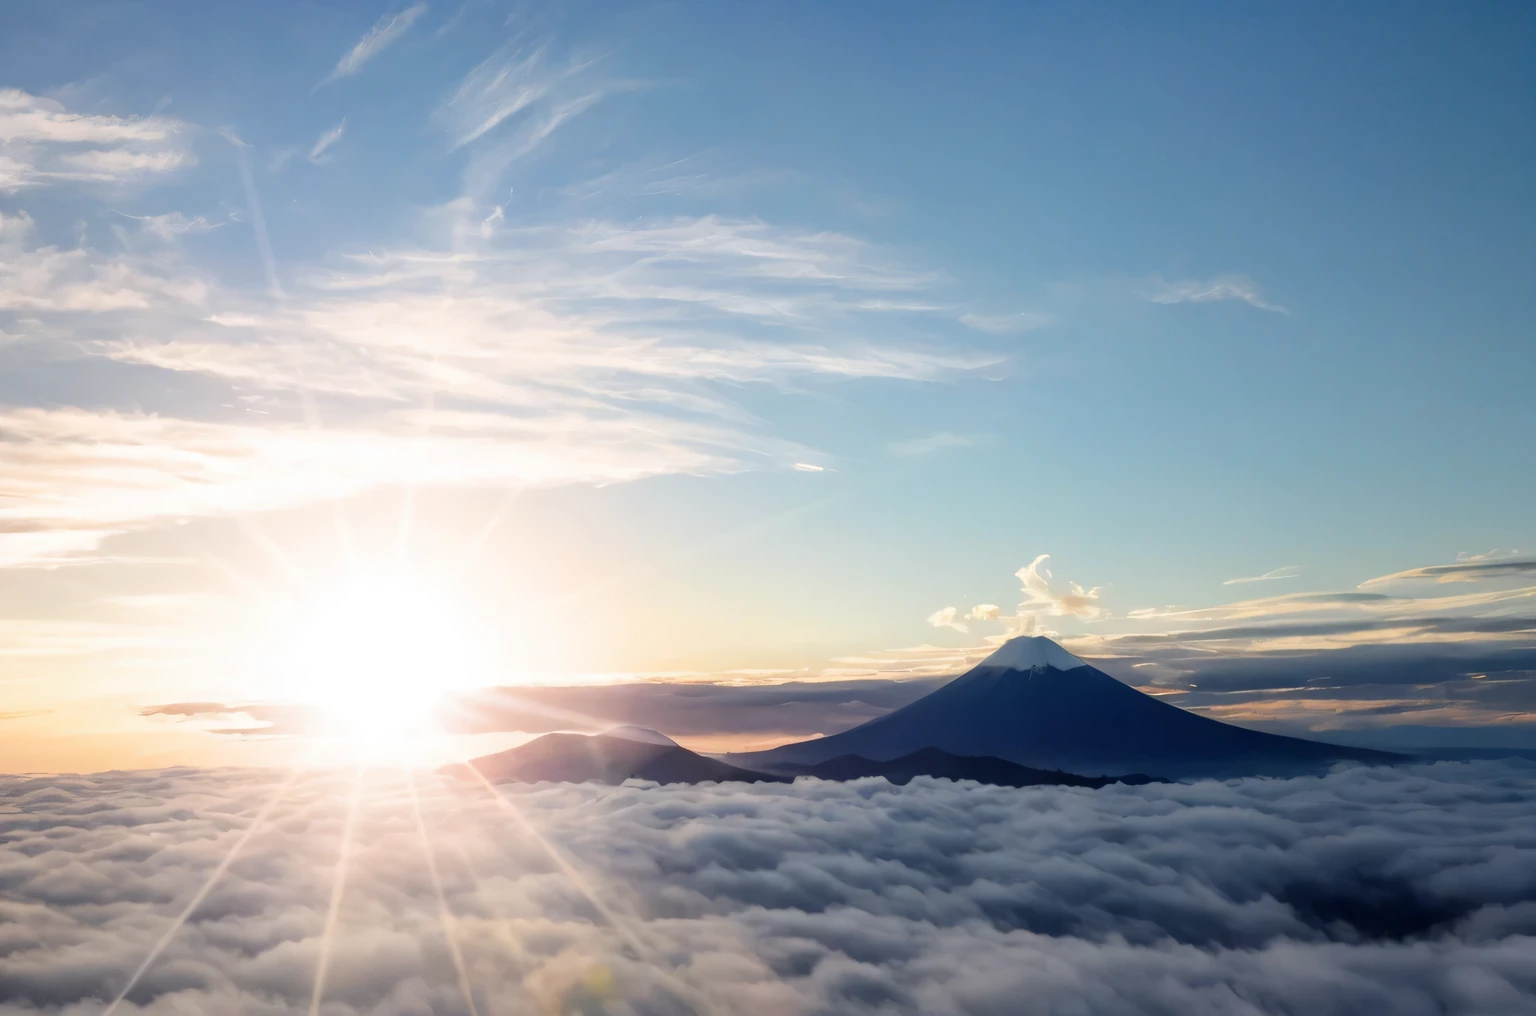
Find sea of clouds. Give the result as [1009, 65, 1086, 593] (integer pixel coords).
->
[1, 761, 1533, 1015]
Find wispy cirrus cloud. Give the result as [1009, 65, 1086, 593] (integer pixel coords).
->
[1223, 565, 1301, 585]
[319, 4, 427, 86]
[438, 43, 558, 148]
[435, 41, 616, 199]
[957, 310, 1051, 333]
[111, 210, 223, 240]
[96, 212, 986, 404]
[0, 89, 192, 192]
[0, 210, 208, 311]
[1359, 550, 1536, 587]
[1062, 551, 1536, 739]
[0, 404, 790, 568]
[1147, 274, 1286, 314]
[888, 432, 977, 456]
[307, 118, 346, 163]
[0, 191, 992, 566]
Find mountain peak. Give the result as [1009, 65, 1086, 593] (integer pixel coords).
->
[602, 724, 681, 747]
[977, 635, 1087, 672]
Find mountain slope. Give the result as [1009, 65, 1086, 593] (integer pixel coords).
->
[452, 732, 787, 786]
[797, 748, 1163, 788]
[727, 636, 1404, 778]
[602, 725, 682, 747]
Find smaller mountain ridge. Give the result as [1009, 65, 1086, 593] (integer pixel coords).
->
[602, 725, 681, 747]
[446, 733, 1163, 791]
[446, 732, 786, 786]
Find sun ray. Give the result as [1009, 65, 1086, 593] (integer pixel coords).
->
[450, 767, 728, 1016]
[393, 387, 438, 573]
[102, 769, 300, 1016]
[407, 770, 482, 1016]
[308, 765, 365, 1016]
[456, 764, 649, 959]
[299, 391, 359, 573]
[429, 777, 535, 973]
[458, 484, 527, 574]
[234, 513, 310, 589]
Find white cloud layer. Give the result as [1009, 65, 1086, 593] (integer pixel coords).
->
[0, 762, 1532, 1014]
[0, 90, 192, 193]
[0, 190, 990, 566]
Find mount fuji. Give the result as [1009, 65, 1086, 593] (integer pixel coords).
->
[725, 636, 1402, 778]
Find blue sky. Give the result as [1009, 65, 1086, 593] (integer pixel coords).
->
[1, 0, 1533, 767]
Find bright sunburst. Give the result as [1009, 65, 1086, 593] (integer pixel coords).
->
[269, 574, 488, 760]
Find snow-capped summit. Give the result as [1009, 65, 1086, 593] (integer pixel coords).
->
[726, 634, 1400, 779]
[978, 635, 1086, 672]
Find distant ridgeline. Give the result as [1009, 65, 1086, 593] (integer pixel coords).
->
[445, 731, 1164, 790]
[450, 636, 1411, 787]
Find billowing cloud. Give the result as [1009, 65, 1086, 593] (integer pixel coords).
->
[1148, 274, 1286, 314]
[920, 558, 1104, 649]
[1016, 553, 1103, 620]
[0, 89, 192, 192]
[926, 606, 967, 633]
[0, 762, 1532, 1014]
[320, 4, 427, 85]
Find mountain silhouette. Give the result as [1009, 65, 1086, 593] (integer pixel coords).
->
[726, 636, 1404, 778]
[448, 732, 1163, 790]
[795, 748, 1164, 788]
[448, 732, 788, 786]
[602, 724, 682, 747]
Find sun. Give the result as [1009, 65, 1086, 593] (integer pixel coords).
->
[271, 574, 487, 760]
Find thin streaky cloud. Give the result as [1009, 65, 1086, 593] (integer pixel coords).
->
[958, 310, 1052, 334]
[1223, 565, 1302, 585]
[320, 4, 427, 86]
[440, 44, 552, 148]
[889, 432, 976, 457]
[1148, 274, 1287, 314]
[227, 133, 284, 299]
[1360, 556, 1536, 587]
[308, 118, 346, 162]
[0, 89, 192, 192]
